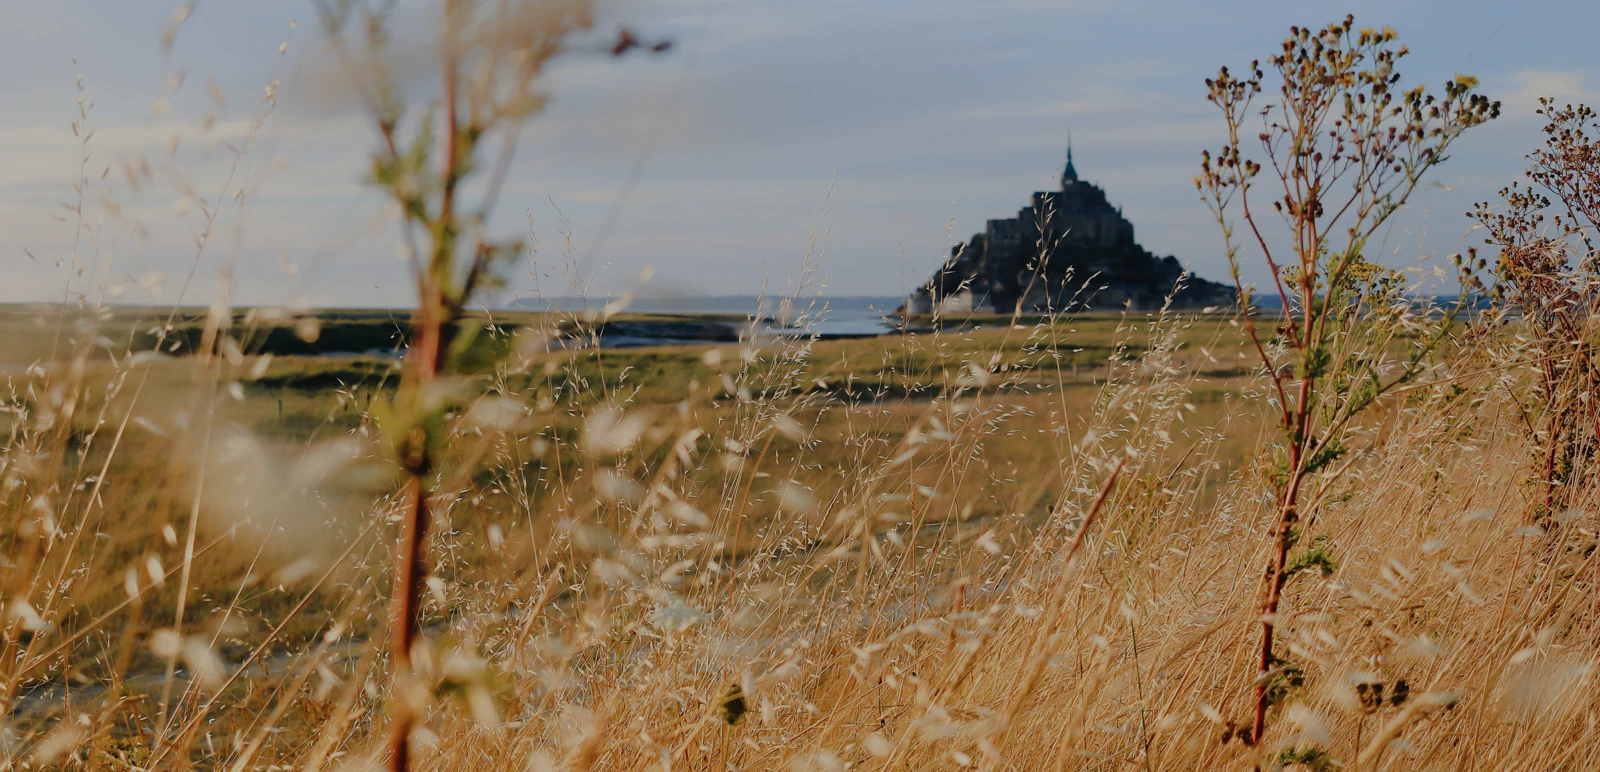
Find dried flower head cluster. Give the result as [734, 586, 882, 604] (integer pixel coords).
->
[1197, 12, 1500, 749]
[1468, 99, 1600, 521]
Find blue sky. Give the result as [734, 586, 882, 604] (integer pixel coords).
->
[3, 0, 1597, 307]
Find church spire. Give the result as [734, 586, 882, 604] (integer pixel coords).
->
[1062, 131, 1079, 187]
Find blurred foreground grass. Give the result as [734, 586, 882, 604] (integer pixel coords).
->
[16, 303, 1552, 771]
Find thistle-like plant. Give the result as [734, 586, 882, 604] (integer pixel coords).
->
[1469, 100, 1600, 520]
[1196, 15, 1498, 747]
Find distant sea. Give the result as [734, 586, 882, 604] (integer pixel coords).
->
[508, 295, 909, 338]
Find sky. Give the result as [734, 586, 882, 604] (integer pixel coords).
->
[2, 0, 1598, 308]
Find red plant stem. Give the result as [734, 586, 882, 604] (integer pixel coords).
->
[1252, 380, 1311, 745]
[388, 475, 432, 772]
[387, 18, 462, 765]
[388, 283, 448, 772]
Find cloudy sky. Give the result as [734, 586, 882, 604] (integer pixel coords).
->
[3, 0, 1597, 308]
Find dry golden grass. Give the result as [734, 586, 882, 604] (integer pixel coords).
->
[3, 5, 1588, 769]
[3, 296, 1593, 770]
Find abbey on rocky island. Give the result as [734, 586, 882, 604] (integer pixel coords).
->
[906, 142, 1231, 315]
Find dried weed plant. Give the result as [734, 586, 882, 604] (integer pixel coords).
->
[1468, 99, 1600, 522]
[1197, 14, 1498, 750]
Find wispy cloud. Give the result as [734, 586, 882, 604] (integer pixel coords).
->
[1497, 68, 1599, 113]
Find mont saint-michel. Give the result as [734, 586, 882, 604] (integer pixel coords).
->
[908, 143, 1231, 315]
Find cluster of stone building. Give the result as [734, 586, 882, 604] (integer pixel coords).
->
[906, 143, 1231, 315]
